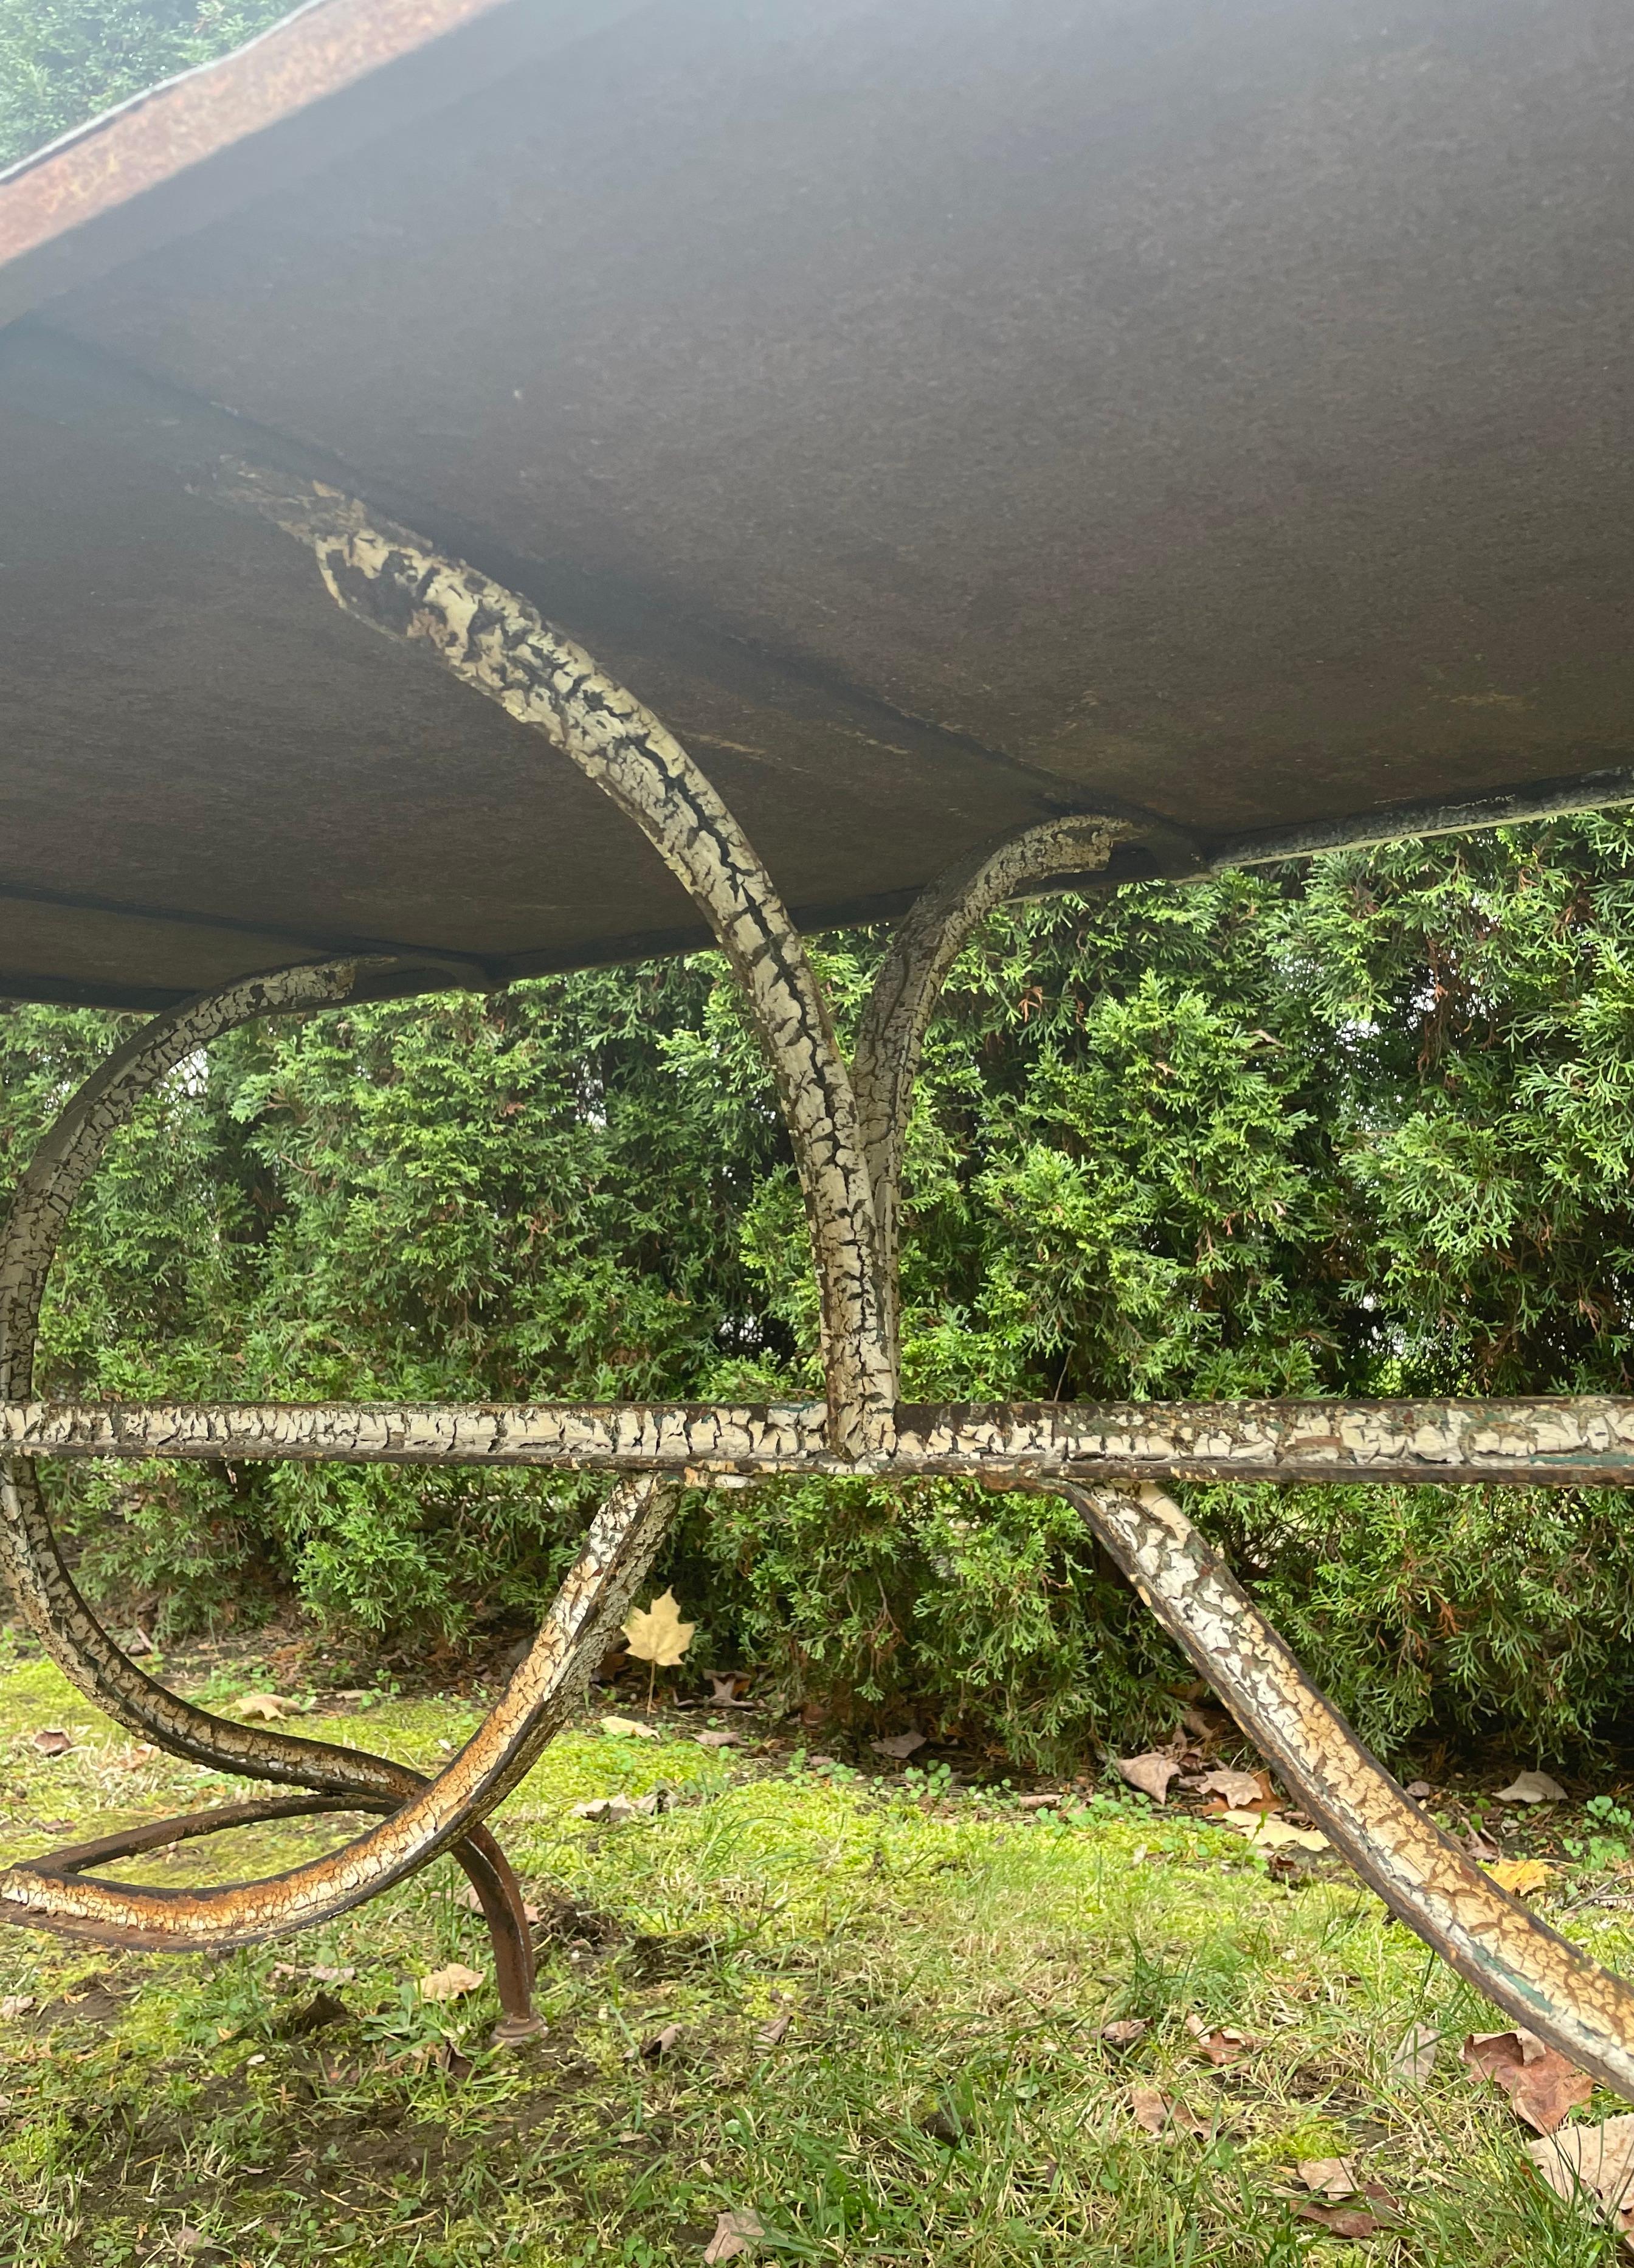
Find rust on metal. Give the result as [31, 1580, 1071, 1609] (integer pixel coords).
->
[0, 948, 675, 2010]
[223, 465, 897, 1459]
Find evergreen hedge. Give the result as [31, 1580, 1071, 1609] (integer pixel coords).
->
[7, 820, 1634, 1766]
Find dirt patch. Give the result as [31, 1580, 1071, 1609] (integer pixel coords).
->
[627, 1930, 722, 1983]
[531, 1891, 624, 1949]
[30, 1970, 134, 2030]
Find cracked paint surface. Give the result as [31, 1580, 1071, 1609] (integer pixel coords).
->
[2, 1394, 1633, 1485]
[1058, 1479, 1634, 2101]
[222, 466, 895, 1461]
[1, 471, 1631, 2088]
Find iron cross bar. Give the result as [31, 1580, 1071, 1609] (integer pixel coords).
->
[2, 1394, 1633, 1487]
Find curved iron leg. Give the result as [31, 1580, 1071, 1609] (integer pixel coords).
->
[1047, 1478, 1634, 2098]
[22, 1796, 528, 2030]
[226, 465, 896, 1456]
[0, 1471, 678, 1951]
[0, 956, 678, 2000]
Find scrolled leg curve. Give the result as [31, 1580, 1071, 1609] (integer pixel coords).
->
[0, 955, 679, 2006]
[0, 1470, 678, 1955]
[851, 815, 1124, 1375]
[1047, 1476, 1634, 2099]
[221, 465, 895, 1457]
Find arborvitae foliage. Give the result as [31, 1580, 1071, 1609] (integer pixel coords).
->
[9, 818, 1634, 1766]
[0, 0, 289, 166]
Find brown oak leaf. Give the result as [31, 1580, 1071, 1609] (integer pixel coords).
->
[1528, 2113, 1634, 2237]
[702, 2209, 765, 2263]
[1462, 2028, 1593, 2134]
[1129, 2083, 1207, 2137]
[1115, 1753, 1181, 1803]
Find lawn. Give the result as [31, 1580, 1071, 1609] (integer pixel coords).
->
[0, 1639, 1628, 2266]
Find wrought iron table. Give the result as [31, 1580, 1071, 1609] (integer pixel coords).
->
[4, 0, 1634, 2085]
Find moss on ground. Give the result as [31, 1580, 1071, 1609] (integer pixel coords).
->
[0, 1652, 1627, 2265]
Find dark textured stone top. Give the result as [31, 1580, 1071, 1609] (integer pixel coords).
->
[2, 0, 1632, 1006]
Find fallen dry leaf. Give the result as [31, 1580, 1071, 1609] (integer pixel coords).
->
[1495, 1769, 1568, 1805]
[419, 1962, 486, 2004]
[1487, 1857, 1554, 1898]
[1462, 2028, 1593, 2134]
[641, 2022, 681, 2059]
[695, 1729, 740, 1749]
[1099, 2017, 1149, 2047]
[622, 1590, 696, 1670]
[755, 2010, 791, 2049]
[1404, 1779, 1433, 1800]
[1527, 2112, 1634, 2237]
[573, 1792, 660, 1824]
[1298, 2157, 1360, 2197]
[1251, 1814, 1329, 1852]
[1016, 1792, 1061, 1812]
[1293, 2202, 1382, 2241]
[309, 1964, 357, 1984]
[1116, 1753, 1181, 1804]
[1465, 1824, 1501, 1862]
[1185, 2013, 1253, 2065]
[600, 1715, 663, 1740]
[234, 1693, 291, 1723]
[1194, 1766, 1265, 1808]
[1129, 2083, 1207, 2137]
[702, 2208, 765, 2263]
[174, 2228, 227, 2262]
[29, 1727, 72, 1756]
[708, 1672, 750, 1704]
[1129, 2084, 1170, 2134]
[870, 1730, 927, 1761]
[0, 1995, 35, 2021]
[1290, 2172, 1401, 2241]
[1390, 2022, 1440, 2083]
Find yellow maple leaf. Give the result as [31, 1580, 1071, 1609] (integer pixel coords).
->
[1486, 1857, 1554, 1898]
[622, 1589, 696, 1668]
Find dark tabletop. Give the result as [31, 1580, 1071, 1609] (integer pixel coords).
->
[2, 0, 1631, 1006]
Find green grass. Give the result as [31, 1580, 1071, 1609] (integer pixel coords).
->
[0, 1650, 1627, 2265]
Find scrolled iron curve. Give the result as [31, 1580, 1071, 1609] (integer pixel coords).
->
[1, 468, 1631, 2097]
[0, 954, 678, 2009]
